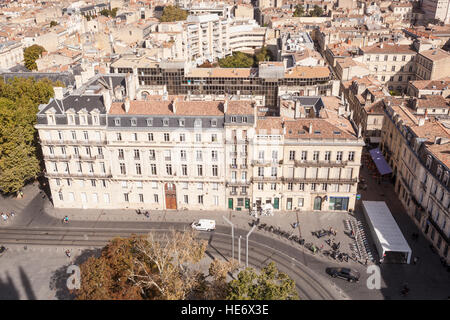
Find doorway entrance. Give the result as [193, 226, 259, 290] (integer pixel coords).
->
[313, 196, 322, 211]
[165, 183, 177, 210]
[286, 198, 292, 210]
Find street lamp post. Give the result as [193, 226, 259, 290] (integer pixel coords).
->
[246, 225, 256, 268]
[223, 216, 234, 260]
[238, 235, 242, 266]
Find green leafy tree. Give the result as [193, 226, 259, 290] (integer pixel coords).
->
[160, 5, 188, 22]
[293, 5, 305, 17]
[218, 51, 254, 68]
[309, 5, 324, 17]
[0, 77, 58, 194]
[227, 262, 299, 300]
[99, 9, 110, 17]
[255, 46, 273, 64]
[49, 21, 58, 27]
[111, 8, 118, 18]
[0, 97, 40, 193]
[23, 45, 46, 71]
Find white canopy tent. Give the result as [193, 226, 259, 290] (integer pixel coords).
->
[362, 201, 412, 264]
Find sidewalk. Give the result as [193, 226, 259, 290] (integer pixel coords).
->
[43, 196, 363, 266]
[0, 182, 43, 226]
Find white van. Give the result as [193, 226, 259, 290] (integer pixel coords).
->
[191, 219, 216, 231]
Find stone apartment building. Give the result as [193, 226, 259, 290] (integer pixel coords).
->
[341, 76, 390, 143]
[407, 77, 450, 98]
[421, 0, 450, 24]
[415, 48, 450, 81]
[35, 73, 363, 213]
[357, 43, 417, 93]
[381, 103, 450, 264]
[0, 41, 23, 70]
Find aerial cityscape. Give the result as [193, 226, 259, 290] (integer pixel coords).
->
[0, 0, 449, 303]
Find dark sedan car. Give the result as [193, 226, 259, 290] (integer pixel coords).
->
[326, 267, 360, 283]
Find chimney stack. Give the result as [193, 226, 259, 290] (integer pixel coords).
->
[309, 122, 313, 134]
[102, 90, 112, 112]
[124, 97, 130, 113]
[224, 99, 228, 113]
[172, 98, 177, 114]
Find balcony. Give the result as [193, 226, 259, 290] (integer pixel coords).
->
[230, 164, 238, 169]
[46, 171, 112, 179]
[226, 180, 251, 187]
[294, 160, 348, 167]
[44, 154, 71, 161]
[240, 191, 248, 196]
[252, 176, 278, 182]
[230, 191, 238, 196]
[41, 139, 107, 146]
[78, 154, 96, 161]
[251, 160, 279, 167]
[240, 164, 248, 169]
[281, 177, 358, 184]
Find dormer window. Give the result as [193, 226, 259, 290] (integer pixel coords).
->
[114, 118, 120, 126]
[437, 165, 443, 179]
[92, 115, 99, 125]
[242, 117, 248, 123]
[131, 118, 137, 127]
[67, 114, 75, 125]
[179, 119, 185, 127]
[80, 115, 87, 125]
[47, 114, 55, 125]
[146, 118, 153, 126]
[426, 155, 432, 169]
[211, 119, 217, 127]
[194, 119, 202, 127]
[230, 116, 236, 123]
[163, 118, 169, 126]
[443, 172, 449, 185]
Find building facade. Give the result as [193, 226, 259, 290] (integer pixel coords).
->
[381, 103, 450, 264]
[36, 79, 364, 213]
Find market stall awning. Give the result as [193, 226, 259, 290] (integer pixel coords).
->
[369, 148, 392, 175]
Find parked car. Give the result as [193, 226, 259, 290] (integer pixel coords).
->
[191, 219, 216, 231]
[326, 267, 360, 282]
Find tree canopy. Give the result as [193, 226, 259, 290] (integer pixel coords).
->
[160, 5, 188, 22]
[218, 47, 274, 68]
[99, 8, 118, 18]
[23, 45, 46, 71]
[74, 233, 299, 300]
[218, 52, 254, 68]
[0, 77, 60, 194]
[227, 262, 299, 300]
[309, 5, 324, 17]
[293, 5, 305, 17]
